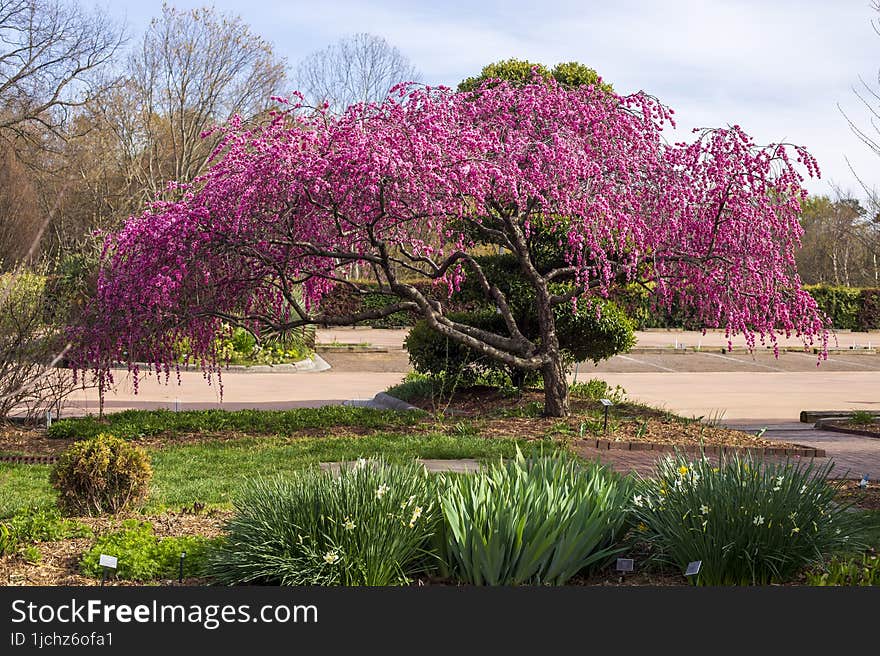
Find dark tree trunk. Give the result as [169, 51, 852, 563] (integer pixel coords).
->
[536, 290, 569, 418]
[542, 351, 570, 418]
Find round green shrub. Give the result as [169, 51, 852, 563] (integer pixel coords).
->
[50, 433, 153, 516]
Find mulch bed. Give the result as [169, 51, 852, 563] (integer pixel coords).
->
[831, 478, 880, 510]
[407, 387, 805, 451]
[0, 509, 230, 587]
[820, 421, 880, 439]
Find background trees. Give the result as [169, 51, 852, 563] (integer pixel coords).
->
[296, 32, 419, 113]
[796, 194, 880, 287]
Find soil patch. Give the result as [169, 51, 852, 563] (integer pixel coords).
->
[407, 387, 801, 450]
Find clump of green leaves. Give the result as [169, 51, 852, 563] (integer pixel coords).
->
[80, 520, 216, 581]
[0, 506, 92, 556]
[631, 454, 865, 585]
[849, 410, 876, 426]
[209, 459, 440, 586]
[807, 553, 880, 585]
[437, 451, 632, 585]
[569, 378, 626, 403]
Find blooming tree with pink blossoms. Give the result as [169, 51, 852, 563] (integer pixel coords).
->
[74, 78, 827, 417]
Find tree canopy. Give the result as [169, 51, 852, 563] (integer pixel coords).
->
[73, 77, 827, 416]
[458, 58, 612, 93]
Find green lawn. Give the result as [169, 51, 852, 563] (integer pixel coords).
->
[47, 406, 425, 440]
[0, 433, 558, 517]
[0, 464, 56, 517]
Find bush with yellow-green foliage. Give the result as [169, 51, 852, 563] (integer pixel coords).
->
[50, 434, 152, 516]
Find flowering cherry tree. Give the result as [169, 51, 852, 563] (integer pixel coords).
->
[75, 78, 827, 417]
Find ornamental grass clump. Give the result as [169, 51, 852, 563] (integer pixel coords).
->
[631, 454, 865, 585]
[437, 451, 632, 585]
[209, 459, 439, 586]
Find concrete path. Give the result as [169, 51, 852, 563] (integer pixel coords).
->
[62, 369, 405, 415]
[316, 327, 880, 351]
[56, 327, 879, 422]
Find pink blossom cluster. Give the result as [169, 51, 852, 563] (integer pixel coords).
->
[72, 77, 828, 387]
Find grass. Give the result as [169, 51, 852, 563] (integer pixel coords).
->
[849, 410, 876, 426]
[47, 406, 424, 440]
[0, 464, 55, 518]
[0, 433, 559, 515]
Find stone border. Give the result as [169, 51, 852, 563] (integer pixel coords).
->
[345, 392, 421, 412]
[580, 438, 824, 457]
[813, 421, 880, 440]
[110, 354, 331, 374]
[0, 454, 58, 465]
[801, 410, 880, 423]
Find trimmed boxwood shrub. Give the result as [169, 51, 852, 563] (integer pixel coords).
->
[402, 251, 635, 385]
[50, 434, 152, 515]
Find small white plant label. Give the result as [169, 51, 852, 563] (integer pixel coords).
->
[685, 560, 702, 577]
[99, 554, 118, 569]
[600, 398, 613, 407]
[616, 558, 634, 572]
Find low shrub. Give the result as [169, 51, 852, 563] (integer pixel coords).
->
[569, 378, 626, 403]
[209, 459, 440, 586]
[80, 520, 215, 580]
[50, 434, 152, 515]
[849, 410, 875, 426]
[631, 454, 865, 585]
[48, 406, 424, 440]
[384, 372, 446, 403]
[437, 451, 632, 585]
[807, 553, 880, 586]
[0, 506, 92, 556]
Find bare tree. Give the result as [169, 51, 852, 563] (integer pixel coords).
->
[296, 33, 419, 112]
[0, 0, 124, 153]
[119, 4, 287, 202]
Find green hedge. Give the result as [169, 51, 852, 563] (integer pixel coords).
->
[316, 280, 477, 327]
[318, 278, 880, 331]
[612, 284, 880, 331]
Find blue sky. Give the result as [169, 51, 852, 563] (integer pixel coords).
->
[102, 0, 880, 200]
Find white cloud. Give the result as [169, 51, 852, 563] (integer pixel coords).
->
[108, 0, 880, 197]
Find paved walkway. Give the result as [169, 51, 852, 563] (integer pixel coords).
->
[316, 327, 880, 351]
[569, 423, 879, 479]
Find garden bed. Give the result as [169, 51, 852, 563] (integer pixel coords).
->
[400, 386, 808, 451]
[0, 509, 227, 586]
[818, 420, 880, 439]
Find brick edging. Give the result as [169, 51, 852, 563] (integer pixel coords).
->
[579, 439, 825, 458]
[814, 423, 880, 440]
[0, 454, 59, 465]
